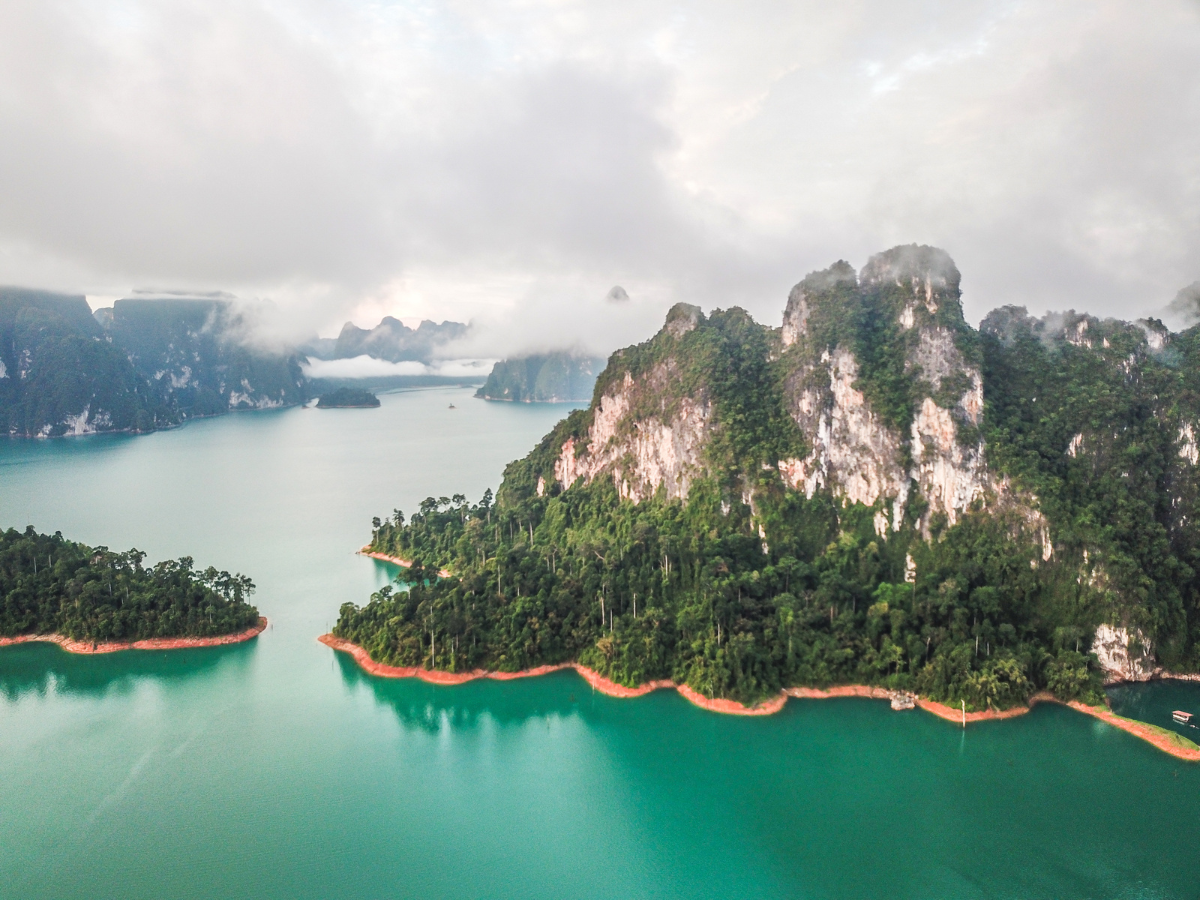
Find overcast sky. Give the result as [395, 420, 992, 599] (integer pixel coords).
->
[1, 1, 1197, 354]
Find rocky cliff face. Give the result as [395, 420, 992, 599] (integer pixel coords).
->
[778, 345, 908, 519]
[0, 288, 162, 436]
[777, 246, 994, 537]
[0, 289, 309, 436]
[542, 249, 1009, 537]
[477, 352, 604, 403]
[105, 299, 306, 414]
[551, 331, 714, 502]
[1093, 624, 1157, 682]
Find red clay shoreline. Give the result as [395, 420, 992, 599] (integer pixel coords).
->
[0, 617, 268, 654]
[319, 633, 1200, 760]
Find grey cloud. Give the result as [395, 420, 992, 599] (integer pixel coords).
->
[0, 0, 1196, 348]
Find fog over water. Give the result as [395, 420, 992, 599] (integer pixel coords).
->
[1, 1, 1198, 356]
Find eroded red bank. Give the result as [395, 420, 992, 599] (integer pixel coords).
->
[0, 617, 268, 654]
[319, 634, 1200, 760]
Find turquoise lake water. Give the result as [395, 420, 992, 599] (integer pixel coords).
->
[1, 386, 1199, 900]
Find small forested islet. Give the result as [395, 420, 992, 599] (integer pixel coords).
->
[0, 526, 259, 642]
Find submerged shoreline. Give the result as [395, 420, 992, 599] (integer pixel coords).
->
[320, 633, 1200, 760]
[359, 548, 452, 578]
[0, 617, 268, 654]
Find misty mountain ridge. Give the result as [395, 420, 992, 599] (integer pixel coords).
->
[303, 316, 468, 364]
[0, 288, 303, 436]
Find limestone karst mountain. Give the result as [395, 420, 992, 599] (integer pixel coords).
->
[104, 298, 306, 416]
[349, 244, 1200, 700]
[306, 316, 468, 364]
[0, 289, 305, 435]
[476, 352, 605, 403]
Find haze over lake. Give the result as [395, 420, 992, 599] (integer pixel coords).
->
[2, 389, 1198, 900]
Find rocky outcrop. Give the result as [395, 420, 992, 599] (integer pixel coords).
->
[1179, 423, 1199, 465]
[779, 346, 908, 531]
[547, 247, 1026, 541]
[1092, 624, 1157, 683]
[779, 246, 997, 537]
[909, 397, 988, 530]
[781, 261, 855, 347]
[553, 370, 712, 502]
[476, 352, 604, 403]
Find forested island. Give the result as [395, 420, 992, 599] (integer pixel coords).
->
[476, 352, 604, 402]
[0, 526, 262, 647]
[333, 245, 1200, 713]
[316, 387, 380, 408]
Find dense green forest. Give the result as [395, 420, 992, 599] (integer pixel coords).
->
[0, 527, 259, 642]
[317, 387, 380, 408]
[335, 250, 1200, 710]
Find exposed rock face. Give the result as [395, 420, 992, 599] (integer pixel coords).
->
[1179, 423, 1199, 465]
[779, 346, 908, 530]
[779, 245, 995, 536]
[1093, 624, 1157, 682]
[909, 397, 987, 530]
[553, 370, 712, 502]
[106, 299, 306, 414]
[536, 245, 1055, 559]
[664, 302, 702, 338]
[548, 247, 1012, 540]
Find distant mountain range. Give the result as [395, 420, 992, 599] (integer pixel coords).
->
[476, 352, 604, 403]
[1, 285, 596, 436]
[0, 288, 304, 436]
[303, 317, 468, 363]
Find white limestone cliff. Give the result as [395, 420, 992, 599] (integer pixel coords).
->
[779, 347, 908, 532]
[1092, 623, 1157, 682]
[553, 370, 712, 502]
[779, 249, 997, 538]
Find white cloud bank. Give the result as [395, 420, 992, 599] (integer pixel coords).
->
[1, 0, 1198, 345]
[301, 356, 495, 380]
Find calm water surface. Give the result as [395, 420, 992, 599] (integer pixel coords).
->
[1, 387, 1198, 900]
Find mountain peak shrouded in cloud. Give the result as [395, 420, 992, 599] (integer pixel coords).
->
[1166, 281, 1200, 328]
[606, 286, 630, 302]
[325, 317, 469, 363]
[0, 1, 1197, 335]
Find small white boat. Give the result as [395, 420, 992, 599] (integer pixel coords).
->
[1172, 710, 1193, 725]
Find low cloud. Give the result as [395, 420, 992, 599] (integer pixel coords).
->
[0, 0, 1197, 339]
[301, 355, 495, 380]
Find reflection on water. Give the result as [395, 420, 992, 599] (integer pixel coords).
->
[333, 650, 586, 732]
[0, 639, 258, 702]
